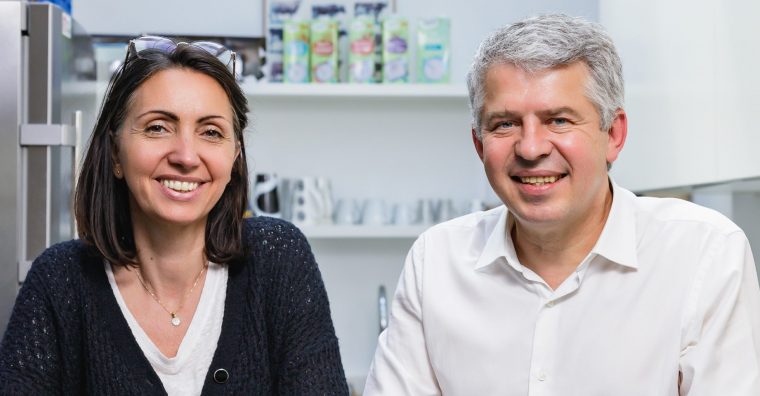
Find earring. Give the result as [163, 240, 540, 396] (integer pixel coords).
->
[114, 164, 122, 178]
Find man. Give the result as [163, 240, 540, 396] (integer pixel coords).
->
[364, 14, 760, 395]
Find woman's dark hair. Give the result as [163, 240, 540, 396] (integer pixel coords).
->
[75, 43, 250, 266]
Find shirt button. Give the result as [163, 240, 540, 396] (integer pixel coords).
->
[213, 368, 229, 384]
[537, 371, 547, 381]
[545, 300, 555, 308]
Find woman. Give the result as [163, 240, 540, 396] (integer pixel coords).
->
[0, 36, 348, 395]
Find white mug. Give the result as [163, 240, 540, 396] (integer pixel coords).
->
[362, 199, 389, 226]
[290, 177, 332, 226]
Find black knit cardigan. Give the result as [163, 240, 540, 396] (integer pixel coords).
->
[0, 217, 349, 395]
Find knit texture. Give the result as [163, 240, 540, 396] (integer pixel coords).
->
[0, 217, 349, 395]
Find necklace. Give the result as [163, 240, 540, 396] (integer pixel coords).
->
[135, 263, 208, 327]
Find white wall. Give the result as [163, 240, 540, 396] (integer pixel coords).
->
[72, 0, 263, 37]
[604, 0, 760, 191]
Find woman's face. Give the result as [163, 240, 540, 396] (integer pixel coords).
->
[115, 68, 239, 229]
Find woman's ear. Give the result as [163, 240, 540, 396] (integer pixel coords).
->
[110, 130, 123, 179]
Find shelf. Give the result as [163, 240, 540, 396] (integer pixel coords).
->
[299, 224, 427, 239]
[241, 80, 468, 99]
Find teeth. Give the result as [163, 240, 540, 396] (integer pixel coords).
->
[161, 179, 199, 192]
[520, 176, 559, 185]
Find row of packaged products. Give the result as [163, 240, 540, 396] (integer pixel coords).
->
[271, 16, 450, 84]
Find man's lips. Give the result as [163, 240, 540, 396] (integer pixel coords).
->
[511, 173, 567, 186]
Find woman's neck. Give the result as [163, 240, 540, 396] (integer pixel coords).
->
[130, 215, 208, 295]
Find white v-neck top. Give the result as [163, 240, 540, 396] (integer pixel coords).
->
[106, 262, 228, 396]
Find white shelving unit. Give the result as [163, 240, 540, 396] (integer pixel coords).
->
[241, 80, 468, 99]
[243, 79, 486, 381]
[299, 224, 427, 239]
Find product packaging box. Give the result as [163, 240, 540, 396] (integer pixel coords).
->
[348, 16, 376, 83]
[417, 17, 451, 83]
[266, 1, 304, 82]
[354, 1, 390, 83]
[283, 20, 311, 83]
[312, 3, 348, 82]
[310, 19, 339, 83]
[382, 16, 410, 83]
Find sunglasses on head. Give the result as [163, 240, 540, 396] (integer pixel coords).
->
[125, 35, 237, 77]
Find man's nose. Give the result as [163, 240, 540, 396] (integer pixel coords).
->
[514, 119, 552, 161]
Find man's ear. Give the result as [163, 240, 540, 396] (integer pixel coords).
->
[472, 128, 484, 161]
[606, 109, 627, 164]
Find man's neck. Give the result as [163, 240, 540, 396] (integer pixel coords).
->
[511, 188, 614, 290]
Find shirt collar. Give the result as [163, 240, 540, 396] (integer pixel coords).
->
[474, 206, 524, 272]
[473, 177, 639, 272]
[591, 178, 639, 269]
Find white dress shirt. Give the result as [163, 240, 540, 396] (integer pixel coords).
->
[364, 180, 760, 396]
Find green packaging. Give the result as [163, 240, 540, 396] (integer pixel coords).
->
[310, 19, 339, 83]
[382, 16, 410, 83]
[348, 16, 376, 83]
[417, 18, 451, 83]
[283, 20, 311, 83]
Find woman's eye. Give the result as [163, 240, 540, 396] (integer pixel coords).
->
[144, 124, 167, 134]
[202, 128, 224, 139]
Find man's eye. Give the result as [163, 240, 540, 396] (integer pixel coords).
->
[551, 118, 569, 126]
[494, 121, 515, 130]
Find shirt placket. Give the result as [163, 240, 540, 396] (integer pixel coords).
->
[527, 273, 580, 396]
[528, 293, 560, 396]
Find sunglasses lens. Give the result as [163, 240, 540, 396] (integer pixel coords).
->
[133, 36, 177, 53]
[193, 41, 235, 72]
[128, 36, 236, 76]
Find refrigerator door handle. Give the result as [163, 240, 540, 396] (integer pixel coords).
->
[18, 261, 34, 284]
[19, 123, 76, 147]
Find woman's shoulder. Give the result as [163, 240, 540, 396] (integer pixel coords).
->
[26, 239, 98, 284]
[240, 217, 313, 266]
[243, 216, 308, 248]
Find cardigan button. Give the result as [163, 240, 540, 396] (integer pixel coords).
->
[213, 368, 229, 384]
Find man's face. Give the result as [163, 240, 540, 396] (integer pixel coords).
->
[473, 62, 626, 230]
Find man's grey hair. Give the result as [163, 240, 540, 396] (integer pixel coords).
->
[466, 14, 624, 139]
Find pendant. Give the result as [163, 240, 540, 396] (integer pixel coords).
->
[171, 313, 181, 327]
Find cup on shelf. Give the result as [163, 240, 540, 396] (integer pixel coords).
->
[334, 198, 362, 225]
[315, 177, 334, 224]
[277, 177, 295, 221]
[252, 173, 281, 218]
[291, 176, 333, 226]
[392, 201, 420, 225]
[362, 198, 390, 226]
[419, 198, 438, 225]
[437, 198, 457, 222]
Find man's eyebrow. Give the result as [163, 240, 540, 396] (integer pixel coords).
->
[483, 110, 521, 124]
[536, 107, 583, 119]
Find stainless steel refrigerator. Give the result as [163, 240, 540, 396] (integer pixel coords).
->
[0, 1, 96, 333]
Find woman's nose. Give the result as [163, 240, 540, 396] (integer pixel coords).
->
[167, 133, 201, 169]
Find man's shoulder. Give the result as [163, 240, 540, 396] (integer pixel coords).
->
[633, 194, 742, 235]
[422, 205, 505, 240]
